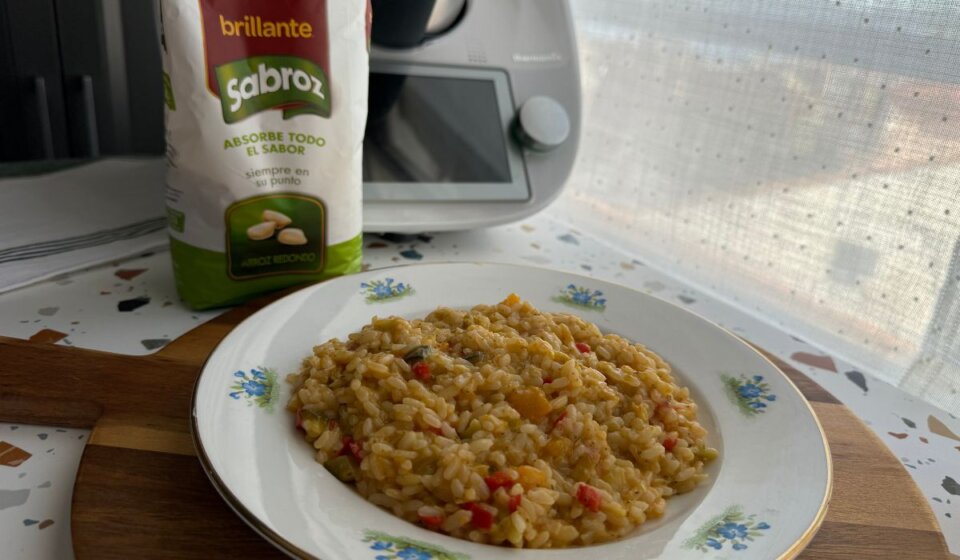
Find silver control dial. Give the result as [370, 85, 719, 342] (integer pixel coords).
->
[514, 96, 570, 152]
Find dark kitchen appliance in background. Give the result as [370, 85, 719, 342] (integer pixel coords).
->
[0, 0, 164, 161]
[0, 0, 580, 232]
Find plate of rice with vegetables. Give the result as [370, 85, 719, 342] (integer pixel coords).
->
[192, 262, 831, 559]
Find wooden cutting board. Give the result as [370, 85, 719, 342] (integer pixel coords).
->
[0, 288, 950, 559]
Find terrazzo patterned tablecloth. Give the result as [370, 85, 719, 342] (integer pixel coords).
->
[1, 212, 957, 558]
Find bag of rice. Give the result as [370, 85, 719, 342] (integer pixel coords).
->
[160, 0, 369, 309]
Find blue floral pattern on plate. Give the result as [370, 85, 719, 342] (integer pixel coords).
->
[723, 374, 777, 417]
[684, 505, 771, 552]
[552, 284, 607, 311]
[229, 367, 279, 411]
[361, 278, 414, 302]
[362, 530, 467, 560]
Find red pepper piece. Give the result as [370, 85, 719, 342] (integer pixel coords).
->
[412, 361, 431, 381]
[575, 342, 591, 354]
[484, 471, 513, 493]
[419, 514, 444, 529]
[508, 494, 522, 513]
[347, 439, 363, 459]
[338, 436, 363, 460]
[663, 438, 678, 452]
[576, 483, 602, 513]
[427, 426, 444, 436]
[543, 376, 553, 384]
[551, 411, 568, 430]
[463, 502, 494, 530]
[295, 408, 304, 430]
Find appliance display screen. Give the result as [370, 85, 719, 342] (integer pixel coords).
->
[363, 73, 512, 183]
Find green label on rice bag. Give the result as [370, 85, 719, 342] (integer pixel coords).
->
[169, 234, 361, 310]
[162, 72, 176, 110]
[166, 206, 185, 233]
[214, 56, 331, 123]
[225, 193, 325, 279]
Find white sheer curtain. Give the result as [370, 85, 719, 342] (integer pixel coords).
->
[555, 0, 960, 412]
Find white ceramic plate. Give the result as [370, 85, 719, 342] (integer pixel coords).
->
[192, 263, 831, 560]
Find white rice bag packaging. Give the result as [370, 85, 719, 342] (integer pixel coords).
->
[160, 0, 370, 308]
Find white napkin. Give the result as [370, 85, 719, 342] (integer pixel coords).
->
[0, 158, 169, 294]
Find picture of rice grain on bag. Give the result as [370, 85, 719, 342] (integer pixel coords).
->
[245, 209, 306, 244]
[246, 221, 277, 240]
[263, 209, 292, 228]
[278, 228, 308, 245]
